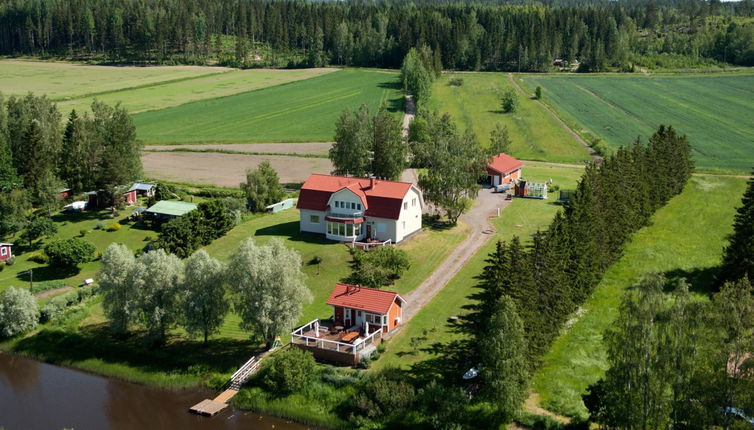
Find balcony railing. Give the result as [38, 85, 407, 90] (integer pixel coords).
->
[291, 318, 382, 354]
[326, 210, 364, 219]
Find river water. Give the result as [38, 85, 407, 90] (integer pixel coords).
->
[0, 353, 310, 430]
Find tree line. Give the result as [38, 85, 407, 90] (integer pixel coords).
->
[0, 93, 142, 237]
[1, 0, 752, 70]
[463, 125, 693, 422]
[99, 238, 311, 345]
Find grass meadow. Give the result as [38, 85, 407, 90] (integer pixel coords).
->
[134, 69, 404, 144]
[518, 73, 754, 173]
[429, 72, 591, 164]
[532, 175, 748, 419]
[374, 164, 585, 370]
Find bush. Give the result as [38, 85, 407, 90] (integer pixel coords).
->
[28, 252, 48, 264]
[107, 223, 121, 232]
[353, 369, 416, 419]
[535, 86, 542, 100]
[39, 287, 96, 324]
[5, 256, 15, 266]
[358, 354, 372, 369]
[0, 287, 38, 337]
[30, 280, 66, 295]
[448, 77, 464, 87]
[44, 238, 96, 268]
[262, 348, 318, 395]
[94, 222, 105, 230]
[349, 246, 411, 287]
[501, 88, 519, 113]
[79, 229, 88, 237]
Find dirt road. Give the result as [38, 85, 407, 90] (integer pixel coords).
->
[403, 188, 510, 321]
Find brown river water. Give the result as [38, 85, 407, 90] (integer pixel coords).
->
[0, 353, 311, 430]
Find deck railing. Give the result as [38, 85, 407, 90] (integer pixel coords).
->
[351, 239, 392, 251]
[291, 319, 382, 354]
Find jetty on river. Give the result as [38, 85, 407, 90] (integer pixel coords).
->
[189, 354, 262, 416]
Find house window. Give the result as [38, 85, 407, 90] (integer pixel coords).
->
[351, 202, 356, 209]
[412, 198, 416, 207]
[357, 203, 362, 210]
[357, 310, 362, 317]
[403, 202, 408, 210]
[402, 221, 406, 230]
[382, 315, 387, 325]
[0, 248, 6, 256]
[310, 215, 320, 223]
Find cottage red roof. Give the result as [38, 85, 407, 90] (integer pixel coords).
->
[487, 153, 524, 175]
[297, 174, 416, 220]
[326, 283, 404, 315]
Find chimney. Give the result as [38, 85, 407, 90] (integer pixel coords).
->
[370, 176, 377, 189]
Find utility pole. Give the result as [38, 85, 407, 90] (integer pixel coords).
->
[28, 269, 33, 291]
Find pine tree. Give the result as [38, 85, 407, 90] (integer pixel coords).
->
[478, 295, 529, 424]
[720, 171, 754, 284]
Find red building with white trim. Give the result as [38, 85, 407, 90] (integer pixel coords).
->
[486, 153, 524, 186]
[0, 243, 13, 262]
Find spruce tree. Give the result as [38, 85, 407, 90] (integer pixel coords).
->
[563, 166, 601, 303]
[467, 240, 511, 334]
[719, 171, 754, 284]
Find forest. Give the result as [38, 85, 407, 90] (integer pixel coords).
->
[0, 0, 752, 70]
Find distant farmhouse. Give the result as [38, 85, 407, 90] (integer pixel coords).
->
[486, 153, 524, 186]
[297, 174, 423, 244]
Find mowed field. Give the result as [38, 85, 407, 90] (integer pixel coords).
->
[518, 73, 754, 173]
[430, 72, 590, 164]
[134, 69, 403, 144]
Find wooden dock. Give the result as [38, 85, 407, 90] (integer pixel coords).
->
[189, 355, 262, 417]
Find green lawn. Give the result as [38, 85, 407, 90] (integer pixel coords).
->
[518, 73, 754, 173]
[57, 68, 335, 115]
[0, 205, 154, 294]
[532, 175, 748, 419]
[133, 68, 404, 144]
[429, 72, 590, 164]
[374, 164, 584, 370]
[0, 59, 221, 100]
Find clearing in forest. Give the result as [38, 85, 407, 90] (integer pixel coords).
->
[519, 73, 754, 173]
[429, 72, 591, 165]
[133, 69, 404, 144]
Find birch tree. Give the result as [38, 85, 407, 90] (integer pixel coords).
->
[228, 238, 312, 346]
[133, 249, 184, 344]
[181, 250, 228, 343]
[98, 243, 138, 335]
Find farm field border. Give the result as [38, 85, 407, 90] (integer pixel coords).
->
[517, 72, 754, 173]
[532, 175, 748, 419]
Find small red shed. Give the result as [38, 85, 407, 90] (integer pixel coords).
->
[58, 188, 73, 200]
[123, 189, 137, 206]
[487, 153, 524, 186]
[326, 283, 405, 333]
[0, 243, 13, 262]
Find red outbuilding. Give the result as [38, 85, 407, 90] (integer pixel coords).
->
[486, 153, 524, 186]
[0, 243, 13, 262]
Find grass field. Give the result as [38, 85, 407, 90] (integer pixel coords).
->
[133, 69, 403, 144]
[518, 73, 754, 173]
[429, 72, 590, 164]
[375, 164, 585, 370]
[0, 59, 225, 100]
[532, 175, 748, 419]
[57, 68, 335, 115]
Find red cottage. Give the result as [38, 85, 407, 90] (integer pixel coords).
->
[486, 153, 524, 186]
[0, 243, 13, 262]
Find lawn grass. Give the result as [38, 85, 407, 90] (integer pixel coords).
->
[374, 164, 584, 370]
[517, 73, 754, 173]
[133, 68, 404, 144]
[0, 204, 154, 294]
[429, 72, 590, 164]
[532, 175, 748, 419]
[57, 68, 335, 115]
[0, 59, 222, 100]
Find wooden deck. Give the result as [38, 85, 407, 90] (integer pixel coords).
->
[189, 399, 228, 416]
[188, 354, 264, 417]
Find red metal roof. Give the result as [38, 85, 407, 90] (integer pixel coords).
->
[297, 174, 415, 220]
[326, 283, 404, 315]
[487, 153, 524, 175]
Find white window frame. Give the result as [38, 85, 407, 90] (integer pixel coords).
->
[403, 202, 408, 210]
[310, 215, 320, 223]
[0, 247, 6, 256]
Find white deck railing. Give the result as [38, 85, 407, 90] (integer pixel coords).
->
[351, 239, 392, 251]
[291, 319, 382, 354]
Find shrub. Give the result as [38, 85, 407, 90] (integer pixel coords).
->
[44, 238, 96, 268]
[448, 77, 464, 87]
[79, 229, 88, 237]
[0, 287, 38, 337]
[95, 222, 105, 230]
[107, 223, 121, 232]
[358, 354, 372, 369]
[535, 86, 542, 100]
[5, 256, 15, 266]
[500, 88, 519, 113]
[28, 252, 48, 264]
[353, 369, 416, 419]
[262, 348, 317, 395]
[30, 280, 66, 295]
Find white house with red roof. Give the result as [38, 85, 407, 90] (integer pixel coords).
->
[487, 153, 524, 186]
[297, 174, 423, 244]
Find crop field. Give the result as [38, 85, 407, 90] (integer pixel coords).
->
[141, 152, 334, 187]
[133, 69, 403, 144]
[430, 72, 591, 164]
[0, 59, 225, 100]
[532, 175, 747, 419]
[518, 73, 754, 173]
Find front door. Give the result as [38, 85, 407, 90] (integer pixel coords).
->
[366, 224, 372, 240]
[345, 308, 353, 328]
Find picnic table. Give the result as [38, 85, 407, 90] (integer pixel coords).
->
[340, 331, 359, 343]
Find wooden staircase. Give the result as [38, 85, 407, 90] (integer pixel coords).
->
[189, 354, 264, 416]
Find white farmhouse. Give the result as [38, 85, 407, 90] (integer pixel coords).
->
[297, 174, 423, 243]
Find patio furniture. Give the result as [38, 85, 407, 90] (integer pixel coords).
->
[340, 331, 359, 343]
